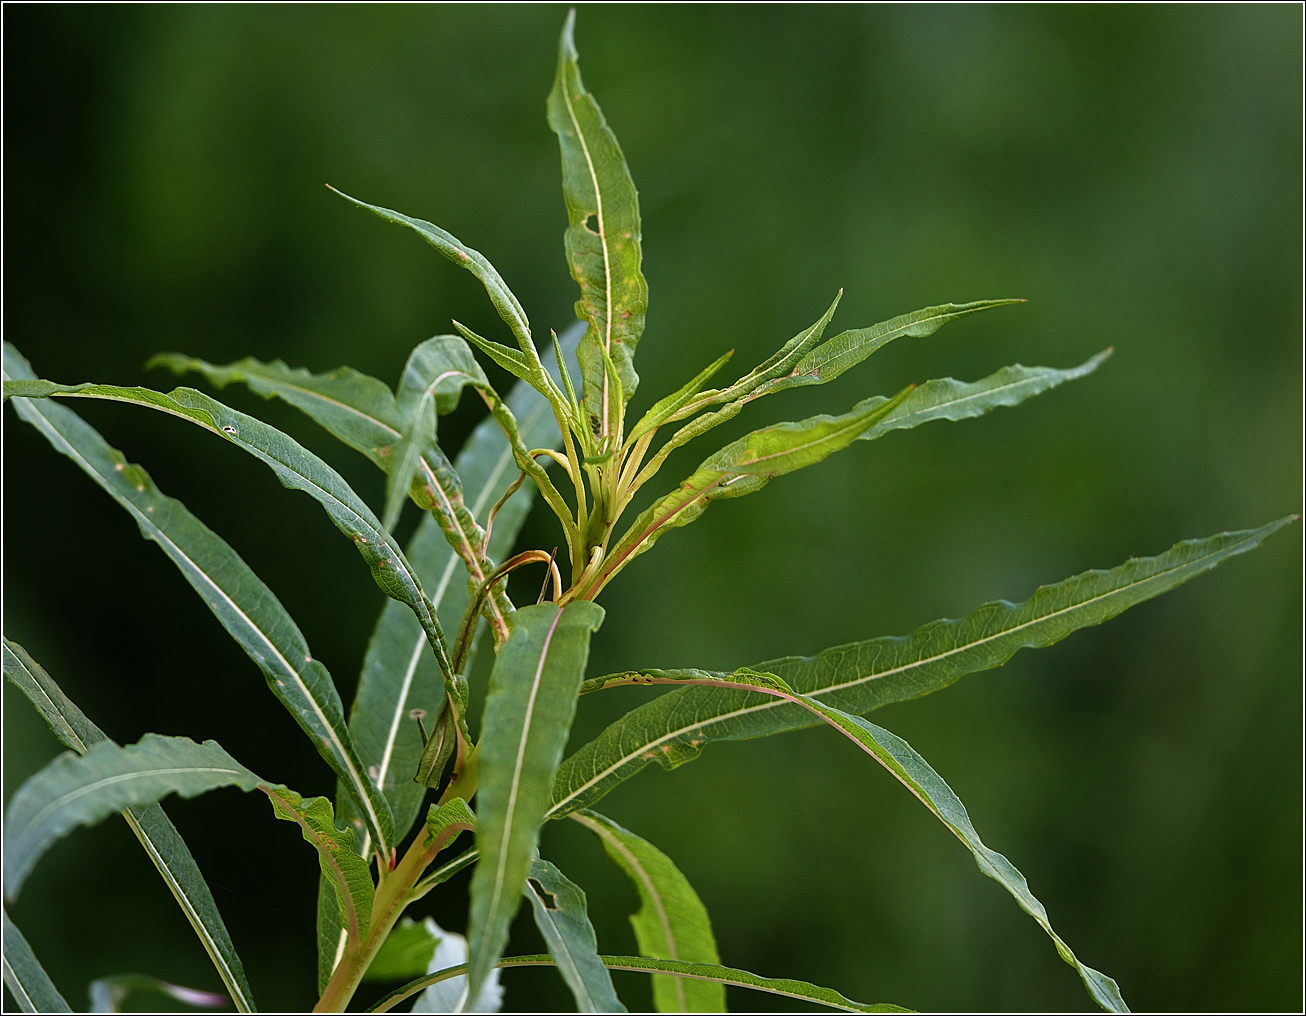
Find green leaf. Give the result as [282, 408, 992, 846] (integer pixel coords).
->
[1, 375, 454, 712]
[327, 186, 535, 359]
[525, 858, 626, 1013]
[552, 518, 1296, 817]
[854, 350, 1112, 443]
[772, 683, 1126, 1012]
[146, 353, 404, 457]
[264, 787, 375, 950]
[627, 350, 734, 443]
[87, 974, 227, 1013]
[2, 344, 395, 861]
[3, 735, 263, 899]
[2, 640, 256, 1013]
[364, 918, 440, 984]
[572, 811, 723, 1013]
[367, 954, 909, 1014]
[547, 9, 648, 426]
[597, 386, 914, 594]
[672, 293, 843, 419]
[453, 320, 544, 391]
[748, 299, 1024, 400]
[3, 911, 72, 1013]
[466, 601, 606, 1004]
[384, 336, 489, 533]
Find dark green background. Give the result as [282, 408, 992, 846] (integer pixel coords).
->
[3, 5, 1301, 1012]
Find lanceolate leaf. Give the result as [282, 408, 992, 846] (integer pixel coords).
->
[572, 811, 724, 1013]
[628, 349, 734, 443]
[748, 299, 1024, 401]
[547, 9, 648, 426]
[524, 858, 626, 1013]
[2, 345, 395, 860]
[265, 788, 375, 948]
[1, 376, 455, 701]
[3, 911, 72, 1013]
[787, 686, 1126, 1012]
[854, 350, 1112, 443]
[384, 336, 490, 533]
[150, 347, 515, 641]
[3, 735, 264, 899]
[594, 386, 914, 596]
[2, 640, 256, 1013]
[466, 602, 606, 1004]
[368, 954, 907, 1015]
[552, 518, 1295, 817]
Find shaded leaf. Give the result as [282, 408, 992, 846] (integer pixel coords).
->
[2, 344, 395, 860]
[384, 336, 489, 533]
[364, 918, 440, 984]
[466, 602, 605, 1004]
[553, 519, 1296, 817]
[3, 639, 255, 1013]
[2, 910, 72, 1013]
[368, 954, 908, 1014]
[265, 788, 374, 948]
[3, 735, 263, 899]
[572, 811, 722, 1012]
[547, 9, 648, 426]
[525, 858, 625, 1013]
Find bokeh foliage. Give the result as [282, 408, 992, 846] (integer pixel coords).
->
[3, 5, 1300, 1012]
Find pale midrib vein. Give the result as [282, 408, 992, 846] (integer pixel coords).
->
[367, 395, 552, 848]
[127, 811, 249, 1011]
[531, 890, 590, 1007]
[549, 542, 1247, 815]
[20, 767, 240, 843]
[880, 370, 1073, 426]
[24, 402, 389, 854]
[487, 610, 565, 955]
[583, 817, 684, 1009]
[562, 69, 614, 431]
[1, 956, 36, 1011]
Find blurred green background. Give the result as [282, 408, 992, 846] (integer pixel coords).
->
[3, 4, 1301, 1012]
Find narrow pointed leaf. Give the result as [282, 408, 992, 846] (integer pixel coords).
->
[780, 684, 1126, 1012]
[525, 858, 626, 1013]
[855, 350, 1112, 443]
[3, 911, 72, 1013]
[264, 787, 374, 948]
[573, 811, 723, 1013]
[383, 336, 489, 534]
[628, 350, 733, 443]
[749, 299, 1024, 400]
[675, 294, 843, 419]
[547, 9, 648, 423]
[3, 735, 263, 898]
[3, 345, 395, 859]
[368, 955, 908, 1014]
[325, 333, 584, 989]
[600, 386, 913, 591]
[466, 602, 606, 1003]
[3, 640, 256, 1012]
[328, 186, 535, 356]
[146, 353, 403, 456]
[453, 321, 543, 389]
[2, 374, 454, 710]
[552, 518, 1295, 817]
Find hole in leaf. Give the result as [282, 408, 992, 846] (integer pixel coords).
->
[528, 878, 559, 910]
[584, 214, 599, 234]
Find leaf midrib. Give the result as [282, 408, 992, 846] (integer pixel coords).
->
[20, 400, 389, 854]
[548, 535, 1260, 816]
